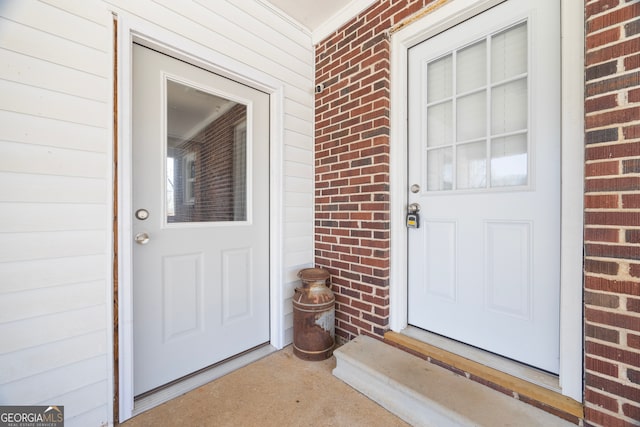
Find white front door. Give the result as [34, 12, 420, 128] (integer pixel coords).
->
[407, 0, 560, 373]
[132, 44, 270, 395]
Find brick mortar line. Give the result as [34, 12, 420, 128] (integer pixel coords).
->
[585, 100, 640, 110]
[586, 126, 640, 135]
[585, 105, 640, 115]
[584, 71, 640, 85]
[584, 371, 639, 387]
[584, 353, 640, 371]
[586, 1, 639, 16]
[585, 304, 640, 315]
[584, 206, 640, 210]
[585, 123, 640, 131]
[586, 26, 638, 41]
[583, 401, 637, 422]
[585, 264, 640, 273]
[586, 5, 640, 25]
[585, 380, 640, 396]
[586, 157, 640, 162]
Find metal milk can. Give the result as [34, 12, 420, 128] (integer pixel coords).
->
[293, 268, 335, 361]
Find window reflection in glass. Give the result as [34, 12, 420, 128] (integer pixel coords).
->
[457, 142, 487, 189]
[427, 147, 453, 191]
[166, 79, 247, 223]
[491, 135, 528, 187]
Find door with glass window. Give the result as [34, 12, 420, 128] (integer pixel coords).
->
[407, 0, 560, 373]
[132, 44, 270, 395]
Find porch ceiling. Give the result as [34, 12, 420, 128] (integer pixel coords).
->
[264, 0, 353, 30]
[260, 0, 376, 40]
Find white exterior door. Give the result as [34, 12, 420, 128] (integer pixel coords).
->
[132, 44, 270, 395]
[407, 0, 560, 373]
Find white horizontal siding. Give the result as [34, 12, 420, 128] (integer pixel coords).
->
[1, 354, 108, 405]
[154, 0, 312, 78]
[0, 1, 113, 426]
[0, 203, 107, 233]
[284, 113, 314, 136]
[0, 255, 107, 294]
[0, 173, 107, 204]
[285, 161, 313, 179]
[284, 97, 314, 121]
[284, 175, 314, 193]
[284, 128, 315, 149]
[0, 48, 109, 103]
[0, 17, 109, 77]
[221, 0, 312, 51]
[0, 141, 108, 178]
[0, 280, 105, 324]
[0, 231, 107, 263]
[0, 305, 107, 357]
[0, 79, 108, 128]
[107, 0, 310, 88]
[2, 0, 109, 51]
[39, 0, 111, 25]
[0, 331, 107, 384]
[285, 84, 316, 110]
[0, 111, 109, 153]
[285, 192, 313, 208]
[285, 144, 313, 163]
[284, 221, 314, 238]
[52, 381, 110, 423]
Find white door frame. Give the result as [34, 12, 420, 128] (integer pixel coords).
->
[115, 13, 285, 422]
[389, 0, 584, 402]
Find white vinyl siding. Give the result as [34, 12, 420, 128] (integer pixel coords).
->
[0, 0, 315, 425]
[0, 0, 113, 425]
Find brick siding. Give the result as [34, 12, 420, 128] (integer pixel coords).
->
[315, 0, 639, 425]
[584, 1, 640, 426]
[314, 0, 404, 342]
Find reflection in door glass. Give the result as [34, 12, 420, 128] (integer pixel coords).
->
[166, 79, 247, 223]
[166, 157, 176, 217]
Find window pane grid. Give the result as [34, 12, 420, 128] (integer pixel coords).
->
[424, 21, 528, 192]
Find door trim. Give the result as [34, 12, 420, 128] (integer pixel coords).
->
[114, 12, 285, 422]
[389, 0, 584, 402]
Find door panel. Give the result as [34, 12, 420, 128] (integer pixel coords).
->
[132, 44, 270, 395]
[407, 0, 560, 373]
[162, 252, 204, 342]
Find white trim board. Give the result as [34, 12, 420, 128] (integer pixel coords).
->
[114, 12, 286, 422]
[389, 0, 584, 403]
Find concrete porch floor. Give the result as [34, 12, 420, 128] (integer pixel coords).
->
[119, 345, 410, 427]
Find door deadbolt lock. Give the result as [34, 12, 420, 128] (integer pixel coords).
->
[410, 184, 420, 193]
[135, 209, 149, 220]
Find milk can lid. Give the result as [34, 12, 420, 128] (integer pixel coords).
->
[297, 267, 330, 281]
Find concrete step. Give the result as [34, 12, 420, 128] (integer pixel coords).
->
[333, 335, 575, 427]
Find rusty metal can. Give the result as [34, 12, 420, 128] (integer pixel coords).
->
[293, 268, 335, 361]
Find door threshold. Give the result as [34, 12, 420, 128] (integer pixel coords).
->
[385, 327, 583, 420]
[133, 343, 276, 417]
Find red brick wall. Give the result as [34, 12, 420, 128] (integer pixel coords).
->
[584, 1, 640, 426]
[315, 0, 639, 425]
[315, 0, 437, 342]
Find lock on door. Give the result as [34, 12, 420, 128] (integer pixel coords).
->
[406, 203, 421, 229]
